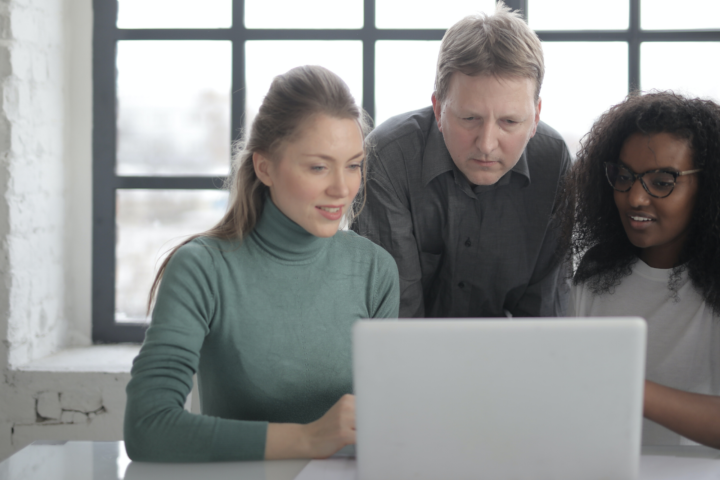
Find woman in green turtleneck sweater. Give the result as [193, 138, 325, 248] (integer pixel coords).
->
[123, 66, 400, 462]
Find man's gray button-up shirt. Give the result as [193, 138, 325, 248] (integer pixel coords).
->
[352, 106, 571, 318]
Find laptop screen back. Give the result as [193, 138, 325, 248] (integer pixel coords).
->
[353, 318, 646, 480]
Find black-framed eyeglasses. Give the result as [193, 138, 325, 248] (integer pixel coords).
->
[604, 162, 702, 198]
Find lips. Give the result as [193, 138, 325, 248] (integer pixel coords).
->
[625, 212, 656, 230]
[316, 205, 344, 221]
[470, 158, 498, 167]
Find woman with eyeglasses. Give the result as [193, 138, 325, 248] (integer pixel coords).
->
[557, 91, 720, 448]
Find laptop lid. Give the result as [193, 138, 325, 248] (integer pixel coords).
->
[353, 318, 646, 480]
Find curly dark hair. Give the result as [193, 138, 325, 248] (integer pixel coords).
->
[556, 91, 720, 313]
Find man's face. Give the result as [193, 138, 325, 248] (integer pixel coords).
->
[432, 73, 541, 186]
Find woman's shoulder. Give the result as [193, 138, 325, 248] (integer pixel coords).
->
[169, 236, 241, 268]
[573, 243, 643, 288]
[330, 230, 399, 314]
[328, 231, 399, 284]
[331, 230, 396, 263]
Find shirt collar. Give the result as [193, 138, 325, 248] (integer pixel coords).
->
[421, 118, 532, 190]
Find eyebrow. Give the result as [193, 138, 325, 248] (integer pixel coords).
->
[616, 160, 679, 174]
[458, 110, 527, 122]
[301, 151, 364, 162]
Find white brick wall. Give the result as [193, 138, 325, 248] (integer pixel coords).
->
[0, 0, 127, 462]
[1, 0, 67, 368]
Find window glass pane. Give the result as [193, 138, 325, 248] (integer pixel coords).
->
[375, 41, 441, 126]
[529, 0, 629, 30]
[642, 0, 720, 30]
[245, 41, 363, 130]
[541, 42, 628, 156]
[116, 41, 232, 176]
[116, 189, 228, 323]
[245, 0, 363, 29]
[117, 0, 232, 29]
[641, 43, 720, 103]
[376, 0, 495, 29]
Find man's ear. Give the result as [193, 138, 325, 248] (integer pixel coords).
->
[530, 97, 542, 138]
[431, 93, 443, 132]
[253, 152, 273, 187]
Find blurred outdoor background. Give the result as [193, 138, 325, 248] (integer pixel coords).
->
[112, 0, 720, 322]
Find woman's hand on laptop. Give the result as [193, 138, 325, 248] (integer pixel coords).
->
[303, 393, 356, 458]
[265, 394, 356, 459]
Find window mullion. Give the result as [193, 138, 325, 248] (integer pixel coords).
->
[629, 0, 641, 91]
[232, 0, 247, 146]
[362, 0, 377, 121]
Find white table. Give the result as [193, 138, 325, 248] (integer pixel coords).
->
[1, 441, 720, 480]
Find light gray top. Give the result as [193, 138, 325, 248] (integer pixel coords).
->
[570, 259, 720, 445]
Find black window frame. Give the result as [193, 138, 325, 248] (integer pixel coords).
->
[92, 0, 720, 343]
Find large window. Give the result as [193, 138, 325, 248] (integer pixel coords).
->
[92, 0, 720, 342]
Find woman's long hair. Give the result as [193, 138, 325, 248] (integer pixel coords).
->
[147, 65, 370, 313]
[556, 90, 720, 312]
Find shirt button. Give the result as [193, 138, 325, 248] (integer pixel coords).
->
[464, 238, 472, 247]
[458, 281, 466, 289]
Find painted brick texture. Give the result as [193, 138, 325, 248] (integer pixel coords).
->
[0, 0, 118, 463]
[0, 0, 66, 368]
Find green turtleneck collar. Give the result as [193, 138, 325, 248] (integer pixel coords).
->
[249, 197, 330, 263]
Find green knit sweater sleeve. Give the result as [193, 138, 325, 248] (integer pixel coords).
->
[124, 242, 267, 462]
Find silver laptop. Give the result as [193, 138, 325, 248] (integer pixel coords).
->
[353, 318, 646, 480]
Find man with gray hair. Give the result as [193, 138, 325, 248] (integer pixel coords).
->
[353, 3, 570, 318]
